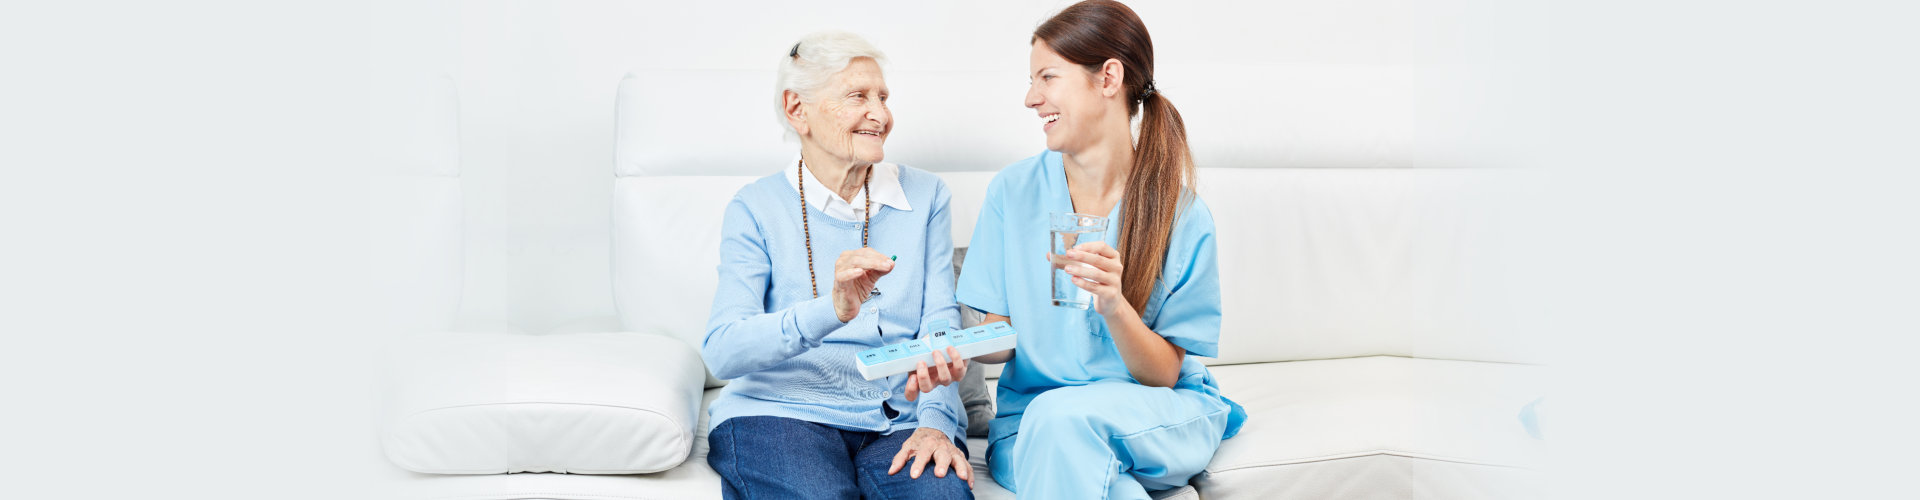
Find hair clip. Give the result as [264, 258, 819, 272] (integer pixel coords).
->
[789, 43, 800, 58]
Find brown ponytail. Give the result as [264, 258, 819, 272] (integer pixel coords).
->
[1036, 0, 1196, 313]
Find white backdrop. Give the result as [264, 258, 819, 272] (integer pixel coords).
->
[4, 1, 1914, 499]
[373, 0, 1548, 332]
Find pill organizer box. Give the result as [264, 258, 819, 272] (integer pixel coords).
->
[854, 320, 1017, 380]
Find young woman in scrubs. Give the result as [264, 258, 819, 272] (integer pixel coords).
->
[910, 1, 1247, 497]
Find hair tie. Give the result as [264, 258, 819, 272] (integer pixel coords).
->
[1139, 80, 1157, 101]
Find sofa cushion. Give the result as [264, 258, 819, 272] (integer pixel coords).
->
[1197, 168, 1540, 366]
[614, 64, 1528, 177]
[367, 175, 462, 333]
[1195, 356, 1547, 498]
[380, 332, 706, 474]
[611, 175, 754, 388]
[376, 388, 725, 500]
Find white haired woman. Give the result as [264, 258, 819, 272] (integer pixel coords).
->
[701, 31, 974, 500]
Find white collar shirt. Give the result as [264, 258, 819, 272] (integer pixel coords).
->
[786, 159, 913, 222]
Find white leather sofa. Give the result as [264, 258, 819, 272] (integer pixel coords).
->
[377, 60, 1545, 499]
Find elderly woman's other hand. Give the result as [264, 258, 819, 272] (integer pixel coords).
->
[832, 247, 895, 322]
[888, 427, 973, 487]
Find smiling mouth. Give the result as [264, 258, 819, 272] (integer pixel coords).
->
[1042, 114, 1060, 123]
[854, 130, 883, 137]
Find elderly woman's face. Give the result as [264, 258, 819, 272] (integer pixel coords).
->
[801, 57, 891, 166]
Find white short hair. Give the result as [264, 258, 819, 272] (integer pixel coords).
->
[775, 31, 888, 142]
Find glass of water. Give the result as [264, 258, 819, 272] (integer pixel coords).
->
[1050, 211, 1109, 309]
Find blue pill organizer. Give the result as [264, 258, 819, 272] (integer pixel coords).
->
[855, 320, 1018, 380]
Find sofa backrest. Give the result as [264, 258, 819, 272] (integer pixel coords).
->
[612, 168, 1533, 368]
[613, 67, 1539, 371]
[369, 73, 463, 333]
[612, 64, 1529, 177]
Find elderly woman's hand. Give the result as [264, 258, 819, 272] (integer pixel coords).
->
[832, 247, 895, 322]
[904, 346, 968, 401]
[888, 427, 973, 487]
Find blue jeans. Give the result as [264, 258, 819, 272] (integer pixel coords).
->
[708, 415, 973, 500]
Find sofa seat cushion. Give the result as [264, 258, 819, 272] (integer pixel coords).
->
[1195, 356, 1547, 499]
[380, 332, 707, 475]
[376, 388, 724, 499]
[377, 460, 724, 500]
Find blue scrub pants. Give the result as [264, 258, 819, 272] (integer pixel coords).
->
[988, 382, 1232, 499]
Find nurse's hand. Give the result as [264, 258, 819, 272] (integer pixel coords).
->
[833, 248, 895, 323]
[903, 347, 967, 401]
[1051, 241, 1131, 319]
[888, 427, 973, 487]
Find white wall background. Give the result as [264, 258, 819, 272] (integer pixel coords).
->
[375, 0, 1549, 332]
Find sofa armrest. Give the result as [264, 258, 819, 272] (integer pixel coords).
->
[379, 331, 706, 474]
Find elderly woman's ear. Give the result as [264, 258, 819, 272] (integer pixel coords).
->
[783, 89, 809, 137]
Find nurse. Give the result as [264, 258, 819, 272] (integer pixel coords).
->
[917, 1, 1246, 498]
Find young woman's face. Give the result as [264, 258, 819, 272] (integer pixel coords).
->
[1025, 41, 1110, 154]
[801, 57, 891, 166]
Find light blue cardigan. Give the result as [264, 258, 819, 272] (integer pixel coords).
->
[701, 164, 964, 440]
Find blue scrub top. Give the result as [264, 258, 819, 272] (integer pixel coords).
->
[957, 150, 1246, 445]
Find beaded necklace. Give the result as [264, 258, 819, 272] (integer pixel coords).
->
[798, 160, 872, 298]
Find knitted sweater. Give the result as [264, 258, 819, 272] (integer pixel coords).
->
[701, 163, 964, 440]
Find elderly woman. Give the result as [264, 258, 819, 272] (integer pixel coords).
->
[700, 31, 974, 500]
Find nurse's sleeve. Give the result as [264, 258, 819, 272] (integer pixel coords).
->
[1148, 200, 1223, 358]
[701, 194, 845, 380]
[954, 177, 1010, 317]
